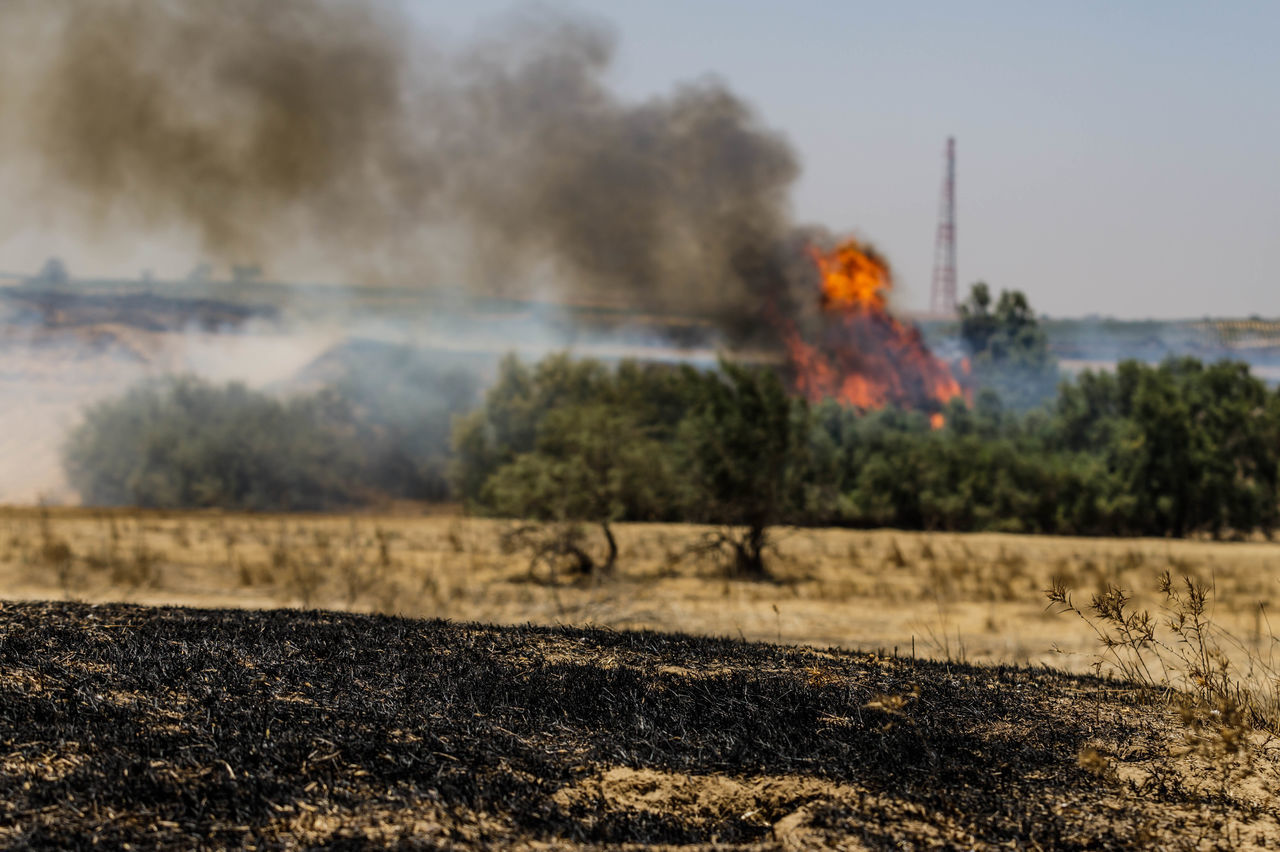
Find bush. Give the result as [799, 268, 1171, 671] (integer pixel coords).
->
[65, 377, 367, 511]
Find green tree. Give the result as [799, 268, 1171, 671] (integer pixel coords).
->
[485, 404, 677, 576]
[959, 282, 1058, 409]
[450, 353, 611, 506]
[679, 361, 806, 579]
[451, 351, 1280, 542]
[1053, 358, 1280, 538]
[64, 377, 365, 511]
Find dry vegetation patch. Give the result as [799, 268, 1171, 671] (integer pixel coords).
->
[5, 508, 1280, 675]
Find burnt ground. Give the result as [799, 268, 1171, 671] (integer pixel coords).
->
[0, 602, 1276, 850]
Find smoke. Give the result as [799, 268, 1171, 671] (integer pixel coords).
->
[0, 0, 810, 342]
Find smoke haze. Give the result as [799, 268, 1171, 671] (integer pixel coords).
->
[0, 0, 813, 339]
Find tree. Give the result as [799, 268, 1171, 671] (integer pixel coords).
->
[64, 377, 366, 511]
[679, 361, 806, 579]
[958, 283, 1058, 409]
[450, 353, 611, 506]
[1049, 358, 1280, 538]
[484, 404, 676, 577]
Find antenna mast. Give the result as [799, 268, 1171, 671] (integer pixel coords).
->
[930, 137, 957, 317]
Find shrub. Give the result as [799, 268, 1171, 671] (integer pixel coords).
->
[65, 377, 367, 511]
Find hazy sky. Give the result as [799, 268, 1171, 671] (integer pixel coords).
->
[413, 0, 1279, 318]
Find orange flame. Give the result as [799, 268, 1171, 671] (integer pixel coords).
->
[784, 237, 965, 424]
[811, 242, 890, 313]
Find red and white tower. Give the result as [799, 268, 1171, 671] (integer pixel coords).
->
[929, 137, 957, 317]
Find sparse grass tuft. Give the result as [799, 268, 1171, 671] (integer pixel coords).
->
[1048, 570, 1280, 737]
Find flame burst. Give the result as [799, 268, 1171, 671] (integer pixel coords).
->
[784, 238, 965, 422]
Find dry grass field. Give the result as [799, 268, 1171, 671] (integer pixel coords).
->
[4, 506, 1280, 678]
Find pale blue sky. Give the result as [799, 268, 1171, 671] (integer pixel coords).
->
[411, 1, 1280, 318]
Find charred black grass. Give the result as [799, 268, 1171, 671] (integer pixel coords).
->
[0, 601, 1216, 848]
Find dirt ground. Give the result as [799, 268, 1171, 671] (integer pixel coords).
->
[3, 506, 1279, 679]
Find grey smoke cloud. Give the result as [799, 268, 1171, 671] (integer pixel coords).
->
[0, 0, 809, 341]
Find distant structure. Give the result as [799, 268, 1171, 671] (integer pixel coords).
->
[929, 137, 958, 317]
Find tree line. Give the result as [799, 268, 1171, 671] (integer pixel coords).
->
[451, 351, 1280, 542]
[64, 286, 1280, 562]
[64, 345, 479, 512]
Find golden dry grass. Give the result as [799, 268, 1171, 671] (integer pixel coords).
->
[4, 506, 1280, 676]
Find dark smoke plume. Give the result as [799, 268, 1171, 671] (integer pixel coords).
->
[0, 0, 812, 342]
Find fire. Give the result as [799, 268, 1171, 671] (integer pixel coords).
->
[811, 242, 890, 313]
[784, 237, 965, 423]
